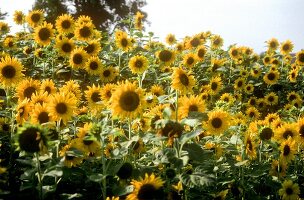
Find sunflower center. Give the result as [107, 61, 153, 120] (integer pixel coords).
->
[213, 38, 220, 45]
[91, 92, 101, 102]
[267, 73, 275, 81]
[79, 26, 91, 38]
[299, 125, 304, 137]
[61, 20, 71, 29]
[65, 154, 75, 160]
[62, 43, 72, 53]
[285, 187, 293, 195]
[231, 49, 238, 56]
[120, 38, 128, 47]
[298, 53, 304, 63]
[247, 140, 253, 151]
[83, 139, 93, 145]
[211, 117, 222, 129]
[137, 184, 157, 200]
[237, 81, 243, 87]
[106, 91, 112, 98]
[31, 13, 41, 23]
[119, 91, 140, 112]
[38, 27, 51, 41]
[135, 59, 143, 68]
[24, 86, 36, 99]
[283, 44, 290, 51]
[18, 127, 42, 153]
[73, 53, 83, 64]
[268, 96, 274, 102]
[84, 44, 95, 54]
[260, 127, 273, 140]
[159, 50, 172, 62]
[8, 41, 14, 47]
[189, 105, 198, 112]
[288, 94, 296, 101]
[38, 111, 49, 124]
[103, 70, 110, 77]
[211, 82, 218, 91]
[56, 102, 68, 114]
[190, 38, 200, 47]
[179, 73, 189, 86]
[187, 57, 194, 65]
[2, 65, 16, 79]
[264, 57, 270, 63]
[283, 145, 290, 156]
[16, 15, 23, 22]
[283, 130, 293, 139]
[270, 41, 277, 48]
[89, 61, 98, 70]
[197, 49, 205, 58]
[45, 86, 51, 94]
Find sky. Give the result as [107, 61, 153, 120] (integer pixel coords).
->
[1, 0, 304, 53]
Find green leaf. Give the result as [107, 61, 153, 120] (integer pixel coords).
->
[179, 129, 202, 146]
[235, 160, 248, 167]
[44, 169, 63, 177]
[88, 174, 105, 183]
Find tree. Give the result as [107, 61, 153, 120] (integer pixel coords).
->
[32, 0, 147, 32]
[0, 9, 8, 20]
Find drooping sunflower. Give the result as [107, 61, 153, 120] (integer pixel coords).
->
[26, 10, 44, 27]
[34, 22, 54, 46]
[69, 47, 88, 69]
[100, 66, 119, 83]
[110, 81, 145, 120]
[264, 92, 278, 106]
[210, 34, 224, 49]
[126, 173, 165, 200]
[171, 67, 196, 94]
[178, 95, 205, 120]
[40, 79, 57, 95]
[209, 76, 222, 95]
[84, 39, 101, 55]
[85, 56, 103, 76]
[115, 30, 133, 51]
[55, 37, 75, 57]
[266, 38, 279, 51]
[48, 92, 77, 124]
[128, 55, 149, 74]
[0, 56, 24, 88]
[263, 70, 280, 85]
[279, 137, 297, 164]
[274, 123, 299, 143]
[16, 78, 41, 101]
[182, 53, 197, 68]
[157, 49, 176, 65]
[295, 50, 304, 65]
[280, 40, 294, 55]
[17, 124, 47, 153]
[55, 14, 75, 35]
[13, 10, 25, 25]
[244, 132, 257, 160]
[74, 22, 94, 41]
[279, 180, 300, 200]
[165, 33, 176, 45]
[31, 103, 54, 125]
[16, 99, 33, 125]
[203, 109, 231, 135]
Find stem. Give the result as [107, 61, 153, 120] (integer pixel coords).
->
[259, 140, 263, 162]
[100, 137, 107, 200]
[175, 90, 179, 122]
[36, 153, 43, 200]
[128, 118, 132, 140]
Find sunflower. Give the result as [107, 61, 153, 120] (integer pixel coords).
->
[279, 180, 300, 200]
[26, 10, 44, 27]
[264, 92, 278, 106]
[297, 117, 304, 145]
[234, 77, 245, 91]
[209, 76, 222, 95]
[182, 53, 197, 68]
[101, 83, 116, 104]
[171, 67, 196, 94]
[220, 93, 234, 105]
[115, 30, 133, 51]
[60, 80, 82, 103]
[259, 126, 274, 141]
[40, 79, 57, 95]
[286, 91, 301, 103]
[69, 47, 88, 69]
[175, 43, 184, 52]
[250, 65, 262, 78]
[3, 36, 15, 49]
[269, 159, 287, 178]
[132, 115, 151, 132]
[165, 33, 176, 45]
[295, 50, 304, 65]
[110, 81, 145, 120]
[209, 58, 226, 73]
[0, 56, 24, 88]
[129, 55, 149, 74]
[100, 66, 119, 83]
[196, 45, 206, 61]
[75, 15, 93, 26]
[84, 39, 101, 55]
[0, 117, 9, 132]
[244, 83, 254, 94]
[211, 34, 223, 49]
[247, 97, 257, 107]
[55, 14, 74, 34]
[106, 197, 119, 200]
[16, 99, 33, 125]
[203, 109, 231, 135]
[17, 124, 47, 153]
[30, 91, 50, 105]
[264, 113, 280, 125]
[34, 22, 54, 46]
[186, 34, 202, 49]
[263, 55, 272, 66]
[178, 95, 206, 120]
[244, 132, 257, 160]
[144, 93, 158, 109]
[274, 123, 299, 143]
[127, 173, 164, 200]
[55, 37, 75, 57]
[157, 49, 176, 65]
[263, 70, 280, 85]
[74, 22, 94, 41]
[266, 38, 279, 51]
[134, 11, 144, 30]
[85, 56, 103, 75]
[72, 136, 101, 158]
[0, 22, 9, 34]
[280, 137, 297, 164]
[31, 103, 54, 125]
[84, 84, 104, 114]
[23, 46, 32, 55]
[245, 106, 260, 120]
[16, 78, 41, 101]
[288, 69, 298, 83]
[280, 40, 294, 55]
[48, 92, 77, 124]
[229, 46, 240, 61]
[150, 84, 164, 97]
[59, 143, 84, 168]
[13, 10, 25, 25]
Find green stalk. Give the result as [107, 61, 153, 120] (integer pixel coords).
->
[36, 153, 43, 200]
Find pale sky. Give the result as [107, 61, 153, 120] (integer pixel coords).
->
[1, 0, 304, 53]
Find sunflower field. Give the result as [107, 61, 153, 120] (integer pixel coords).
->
[0, 9, 304, 200]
